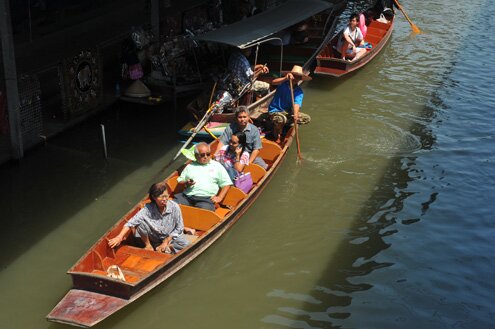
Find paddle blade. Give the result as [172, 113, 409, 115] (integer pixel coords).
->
[411, 24, 421, 34]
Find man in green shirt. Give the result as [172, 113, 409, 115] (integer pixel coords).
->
[174, 142, 232, 211]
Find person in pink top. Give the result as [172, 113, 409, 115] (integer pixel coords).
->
[215, 131, 250, 180]
[359, 12, 368, 39]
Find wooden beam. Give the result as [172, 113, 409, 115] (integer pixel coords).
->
[0, 0, 24, 159]
[151, 0, 160, 41]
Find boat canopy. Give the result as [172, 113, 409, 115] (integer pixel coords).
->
[195, 0, 340, 49]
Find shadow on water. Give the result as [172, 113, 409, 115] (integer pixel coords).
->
[274, 92, 440, 328]
[0, 98, 191, 270]
[274, 36, 471, 328]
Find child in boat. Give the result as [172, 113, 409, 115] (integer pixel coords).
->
[338, 13, 367, 61]
[215, 131, 250, 180]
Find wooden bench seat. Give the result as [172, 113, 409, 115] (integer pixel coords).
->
[180, 204, 223, 232]
[259, 139, 282, 168]
[244, 163, 267, 185]
[215, 186, 247, 218]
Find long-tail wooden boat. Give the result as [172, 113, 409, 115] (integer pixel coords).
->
[179, 0, 346, 138]
[46, 93, 298, 327]
[314, 11, 394, 77]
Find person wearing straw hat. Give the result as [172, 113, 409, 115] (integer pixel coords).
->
[265, 65, 311, 142]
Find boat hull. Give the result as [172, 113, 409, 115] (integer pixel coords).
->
[47, 103, 295, 327]
[314, 18, 394, 77]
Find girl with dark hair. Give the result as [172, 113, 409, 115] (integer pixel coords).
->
[214, 131, 250, 180]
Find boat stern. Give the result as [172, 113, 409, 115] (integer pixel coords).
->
[47, 289, 128, 328]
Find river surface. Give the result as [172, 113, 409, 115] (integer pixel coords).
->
[1, 0, 495, 328]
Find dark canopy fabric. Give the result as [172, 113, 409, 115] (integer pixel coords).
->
[195, 0, 341, 49]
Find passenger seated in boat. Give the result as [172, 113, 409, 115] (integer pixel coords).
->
[291, 21, 310, 45]
[370, 0, 395, 21]
[228, 47, 270, 96]
[174, 142, 232, 211]
[215, 131, 250, 180]
[359, 12, 368, 39]
[214, 106, 268, 169]
[337, 13, 367, 61]
[108, 182, 190, 254]
[264, 65, 311, 142]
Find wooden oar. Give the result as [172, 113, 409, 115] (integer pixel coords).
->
[169, 82, 219, 164]
[208, 81, 217, 107]
[393, 0, 421, 34]
[172, 103, 216, 161]
[289, 79, 303, 163]
[159, 79, 254, 174]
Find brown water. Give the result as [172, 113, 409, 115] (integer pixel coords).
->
[1, 0, 495, 328]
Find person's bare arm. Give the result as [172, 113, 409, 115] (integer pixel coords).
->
[272, 72, 294, 86]
[293, 104, 301, 121]
[249, 149, 260, 163]
[211, 185, 231, 203]
[108, 226, 131, 248]
[233, 147, 246, 172]
[156, 236, 173, 252]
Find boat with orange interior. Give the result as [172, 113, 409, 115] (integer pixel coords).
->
[179, 0, 346, 139]
[46, 94, 299, 327]
[314, 5, 395, 78]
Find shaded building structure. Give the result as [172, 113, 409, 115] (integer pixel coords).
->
[0, 0, 289, 164]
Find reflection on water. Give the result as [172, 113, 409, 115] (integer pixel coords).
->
[1, 1, 495, 328]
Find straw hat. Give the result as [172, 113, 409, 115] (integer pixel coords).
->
[124, 79, 151, 97]
[290, 65, 312, 81]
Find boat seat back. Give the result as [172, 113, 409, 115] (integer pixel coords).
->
[369, 20, 390, 30]
[259, 139, 282, 166]
[166, 174, 184, 195]
[180, 204, 222, 232]
[364, 35, 380, 46]
[367, 28, 386, 39]
[244, 163, 267, 184]
[215, 186, 248, 218]
[221, 186, 247, 209]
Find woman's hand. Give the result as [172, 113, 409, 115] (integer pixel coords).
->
[155, 242, 171, 253]
[235, 146, 242, 158]
[108, 236, 123, 248]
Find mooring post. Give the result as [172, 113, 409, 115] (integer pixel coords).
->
[0, 0, 24, 159]
[100, 124, 108, 159]
[151, 0, 160, 42]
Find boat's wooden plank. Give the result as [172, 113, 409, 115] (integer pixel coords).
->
[180, 204, 222, 231]
[116, 245, 171, 261]
[314, 66, 346, 77]
[121, 255, 164, 273]
[46, 289, 128, 328]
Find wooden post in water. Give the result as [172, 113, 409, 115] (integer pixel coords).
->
[151, 0, 160, 42]
[0, 0, 24, 159]
[100, 124, 108, 160]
